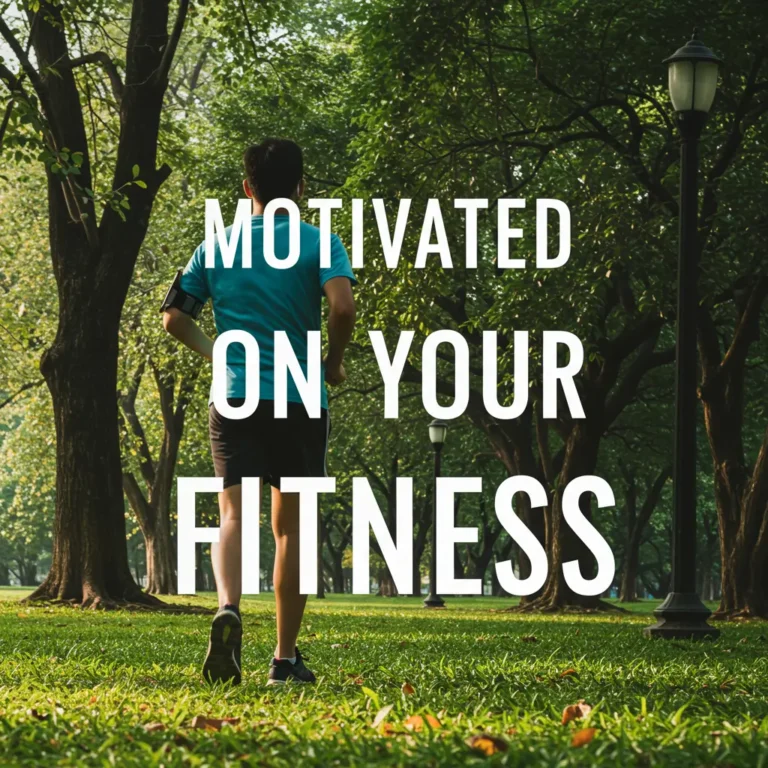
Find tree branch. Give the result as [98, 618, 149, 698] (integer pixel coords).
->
[67, 52, 123, 103]
[0, 379, 44, 410]
[156, 0, 190, 86]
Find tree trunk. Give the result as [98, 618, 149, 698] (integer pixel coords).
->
[17, 557, 38, 586]
[0, 562, 10, 586]
[331, 557, 345, 594]
[699, 281, 768, 618]
[145, 524, 175, 595]
[31, 320, 150, 607]
[316, 521, 326, 599]
[378, 570, 397, 596]
[518, 421, 608, 611]
[619, 465, 670, 602]
[21, 0, 188, 608]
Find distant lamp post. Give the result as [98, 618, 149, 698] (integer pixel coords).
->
[424, 419, 447, 608]
[644, 31, 722, 640]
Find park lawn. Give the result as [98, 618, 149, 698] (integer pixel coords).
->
[0, 590, 767, 767]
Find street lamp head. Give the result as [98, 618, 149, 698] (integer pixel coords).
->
[428, 419, 448, 448]
[664, 29, 722, 114]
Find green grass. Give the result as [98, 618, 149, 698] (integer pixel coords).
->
[1, 590, 767, 767]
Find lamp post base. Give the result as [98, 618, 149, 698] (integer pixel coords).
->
[423, 593, 445, 608]
[643, 591, 720, 640]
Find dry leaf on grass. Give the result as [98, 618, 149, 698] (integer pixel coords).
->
[371, 704, 394, 729]
[89, 696, 97, 705]
[138, 703, 150, 712]
[561, 701, 592, 725]
[520, 635, 538, 643]
[144, 722, 166, 732]
[26, 709, 48, 721]
[331, 643, 350, 649]
[401, 682, 415, 695]
[570, 727, 597, 747]
[465, 734, 508, 755]
[190, 715, 240, 731]
[559, 668, 578, 678]
[404, 714, 441, 732]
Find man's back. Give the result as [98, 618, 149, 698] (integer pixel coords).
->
[180, 215, 355, 407]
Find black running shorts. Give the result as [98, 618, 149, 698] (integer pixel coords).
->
[209, 399, 330, 489]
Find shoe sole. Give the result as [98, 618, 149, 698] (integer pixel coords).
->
[202, 610, 242, 685]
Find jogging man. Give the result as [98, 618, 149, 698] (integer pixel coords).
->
[162, 138, 356, 685]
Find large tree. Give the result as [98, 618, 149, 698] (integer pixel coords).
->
[345, 0, 767, 611]
[0, 1, 191, 606]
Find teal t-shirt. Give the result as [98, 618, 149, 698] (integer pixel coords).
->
[180, 215, 356, 410]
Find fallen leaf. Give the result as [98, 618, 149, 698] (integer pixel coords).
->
[737, 637, 748, 645]
[17, 612, 29, 619]
[190, 715, 240, 731]
[139, 703, 150, 712]
[144, 723, 166, 732]
[466, 734, 508, 755]
[720, 679, 735, 690]
[571, 727, 597, 747]
[401, 682, 415, 696]
[561, 701, 592, 725]
[331, 643, 349, 649]
[520, 635, 538, 643]
[372, 704, 394, 728]
[559, 668, 578, 678]
[27, 709, 48, 721]
[404, 714, 441, 732]
[89, 696, 97, 705]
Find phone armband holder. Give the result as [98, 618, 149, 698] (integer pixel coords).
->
[159, 269, 204, 319]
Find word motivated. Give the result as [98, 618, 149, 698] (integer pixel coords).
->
[213, 329, 585, 420]
[177, 475, 614, 596]
[206, 196, 571, 270]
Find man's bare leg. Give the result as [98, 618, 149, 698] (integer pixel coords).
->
[271, 487, 308, 659]
[203, 482, 246, 684]
[211, 484, 244, 607]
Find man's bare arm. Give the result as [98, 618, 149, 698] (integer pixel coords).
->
[163, 308, 214, 360]
[323, 276, 356, 385]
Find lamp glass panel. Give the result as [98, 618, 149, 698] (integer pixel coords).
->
[693, 61, 719, 112]
[429, 424, 447, 445]
[668, 59, 694, 111]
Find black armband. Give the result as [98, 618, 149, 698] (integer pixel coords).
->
[159, 269, 204, 319]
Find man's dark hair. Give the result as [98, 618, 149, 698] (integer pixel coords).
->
[243, 138, 304, 205]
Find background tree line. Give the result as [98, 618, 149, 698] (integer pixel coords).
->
[0, 0, 765, 615]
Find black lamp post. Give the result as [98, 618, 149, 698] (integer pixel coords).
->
[424, 419, 447, 608]
[644, 31, 721, 640]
